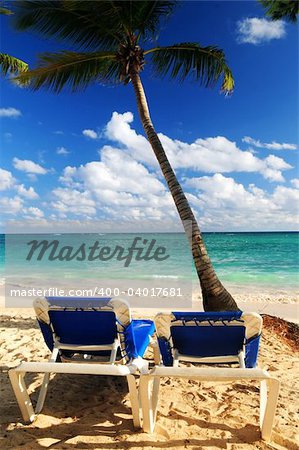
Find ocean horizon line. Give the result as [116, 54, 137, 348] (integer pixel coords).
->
[1, 230, 298, 236]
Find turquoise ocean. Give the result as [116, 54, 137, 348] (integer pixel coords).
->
[1, 232, 298, 290]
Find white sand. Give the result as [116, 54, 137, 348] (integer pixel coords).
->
[0, 287, 298, 449]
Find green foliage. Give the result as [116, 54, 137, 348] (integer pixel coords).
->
[148, 43, 234, 93]
[0, 7, 13, 15]
[0, 53, 28, 76]
[16, 51, 119, 92]
[131, 1, 177, 42]
[0, 3, 28, 76]
[13, 1, 121, 50]
[260, 0, 299, 22]
[13, 1, 234, 95]
[13, 1, 177, 50]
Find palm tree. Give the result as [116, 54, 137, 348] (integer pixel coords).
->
[12, 1, 239, 311]
[260, 0, 299, 22]
[0, 6, 28, 76]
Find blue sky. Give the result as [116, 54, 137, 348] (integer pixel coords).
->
[0, 1, 298, 232]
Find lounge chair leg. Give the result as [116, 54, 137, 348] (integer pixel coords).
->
[126, 374, 141, 429]
[151, 377, 160, 425]
[35, 372, 50, 414]
[35, 347, 59, 414]
[9, 369, 35, 423]
[260, 378, 280, 441]
[140, 375, 156, 433]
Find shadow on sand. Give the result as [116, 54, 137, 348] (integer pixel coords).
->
[1, 315, 262, 449]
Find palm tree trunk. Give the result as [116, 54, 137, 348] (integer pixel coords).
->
[130, 71, 239, 311]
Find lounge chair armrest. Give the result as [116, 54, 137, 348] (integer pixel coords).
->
[144, 366, 272, 381]
[11, 361, 137, 376]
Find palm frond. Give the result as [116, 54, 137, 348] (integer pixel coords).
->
[13, 1, 178, 50]
[15, 51, 121, 92]
[259, 0, 298, 22]
[13, 1, 126, 50]
[129, 1, 177, 42]
[0, 53, 28, 76]
[146, 43, 234, 94]
[0, 7, 13, 15]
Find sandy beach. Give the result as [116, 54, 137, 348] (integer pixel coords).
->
[0, 290, 298, 450]
[1, 0, 298, 448]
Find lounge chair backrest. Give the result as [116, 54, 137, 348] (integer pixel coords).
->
[155, 311, 262, 368]
[33, 297, 136, 361]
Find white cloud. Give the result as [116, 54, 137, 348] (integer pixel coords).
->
[105, 112, 292, 182]
[243, 136, 297, 150]
[52, 188, 97, 216]
[59, 145, 173, 221]
[261, 168, 284, 182]
[13, 157, 47, 175]
[16, 184, 39, 199]
[264, 155, 290, 170]
[0, 168, 16, 191]
[186, 174, 270, 210]
[0, 196, 23, 215]
[53, 130, 64, 135]
[0, 107, 22, 118]
[23, 206, 44, 218]
[56, 146, 70, 155]
[105, 112, 155, 166]
[82, 129, 98, 139]
[61, 147, 164, 198]
[2, 112, 297, 231]
[271, 185, 299, 208]
[0, 168, 39, 199]
[56, 153, 298, 229]
[59, 166, 80, 187]
[185, 174, 299, 230]
[262, 155, 292, 182]
[291, 178, 299, 189]
[237, 18, 286, 44]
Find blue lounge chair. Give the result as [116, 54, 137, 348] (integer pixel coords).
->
[9, 297, 155, 427]
[140, 311, 280, 441]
